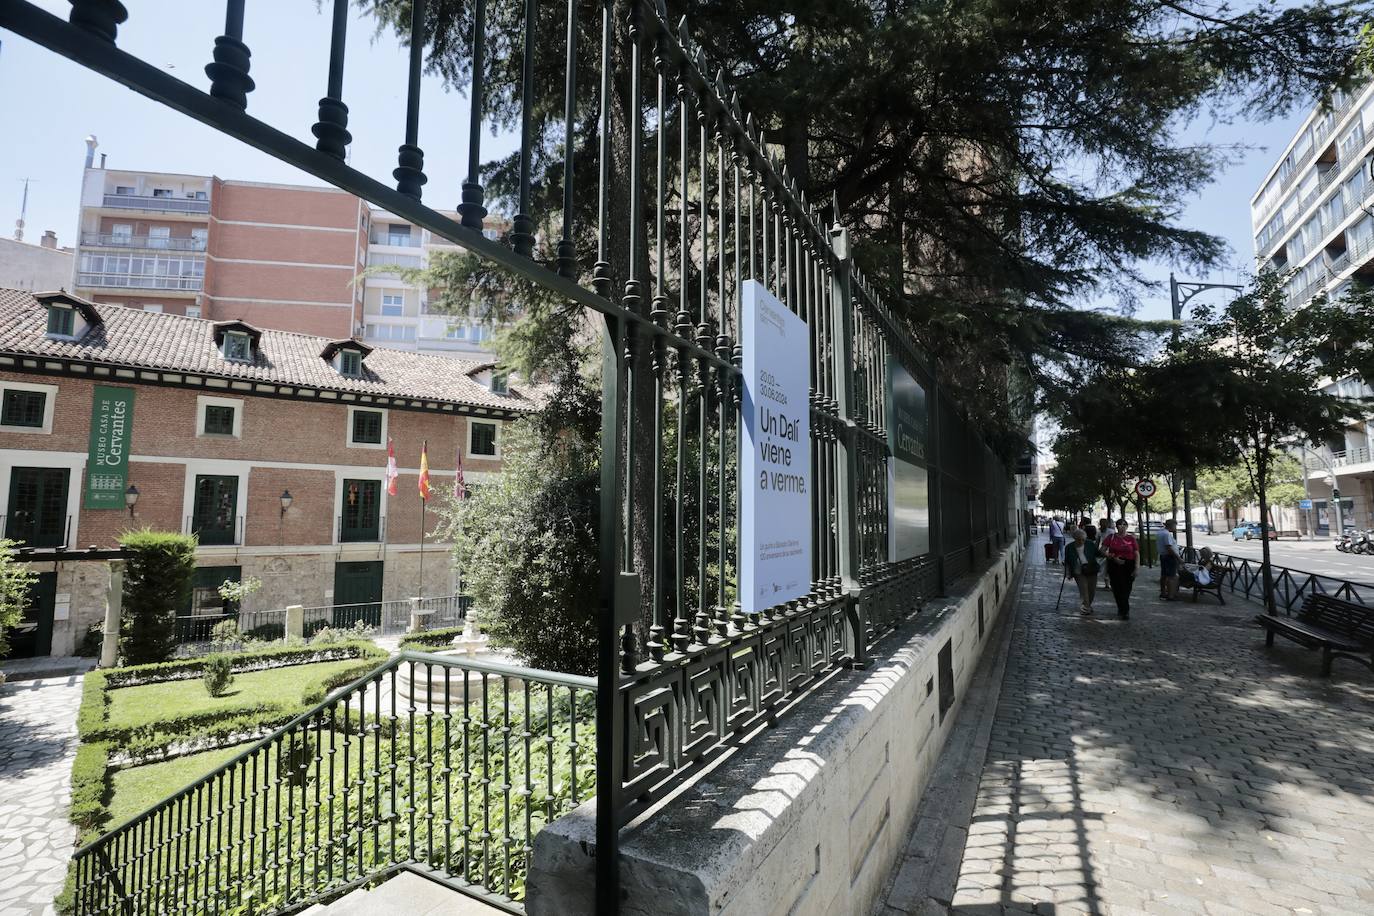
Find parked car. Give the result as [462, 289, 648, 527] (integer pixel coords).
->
[1231, 522, 1277, 541]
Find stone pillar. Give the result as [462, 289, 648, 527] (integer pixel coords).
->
[407, 596, 427, 633]
[285, 604, 304, 640]
[99, 560, 124, 668]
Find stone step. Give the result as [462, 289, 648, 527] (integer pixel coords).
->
[320, 871, 507, 915]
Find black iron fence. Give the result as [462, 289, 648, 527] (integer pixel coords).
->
[71, 652, 596, 915]
[1194, 550, 1373, 613]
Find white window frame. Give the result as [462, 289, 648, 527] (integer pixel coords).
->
[468, 419, 501, 459]
[0, 380, 58, 435]
[111, 223, 133, 238]
[186, 306, 202, 319]
[197, 395, 243, 439]
[381, 292, 405, 317]
[346, 406, 388, 449]
[143, 304, 163, 313]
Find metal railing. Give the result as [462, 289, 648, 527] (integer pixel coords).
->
[300, 594, 465, 637]
[337, 515, 386, 544]
[1, 512, 72, 549]
[102, 193, 210, 213]
[77, 272, 203, 291]
[368, 231, 422, 248]
[173, 608, 290, 645]
[1324, 446, 1373, 468]
[70, 651, 597, 915]
[1184, 548, 1373, 613]
[186, 514, 244, 547]
[80, 231, 206, 251]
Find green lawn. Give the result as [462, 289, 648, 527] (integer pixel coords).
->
[108, 744, 250, 828]
[105, 660, 364, 729]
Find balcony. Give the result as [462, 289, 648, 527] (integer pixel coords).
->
[81, 231, 206, 252]
[368, 231, 422, 248]
[102, 193, 210, 213]
[77, 272, 203, 292]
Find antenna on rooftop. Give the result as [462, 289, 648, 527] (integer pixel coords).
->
[15, 177, 34, 242]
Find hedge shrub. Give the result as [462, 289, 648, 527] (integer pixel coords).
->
[201, 655, 234, 696]
[119, 530, 197, 665]
[102, 640, 383, 688]
[397, 626, 466, 650]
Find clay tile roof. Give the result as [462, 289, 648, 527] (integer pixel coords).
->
[0, 288, 537, 414]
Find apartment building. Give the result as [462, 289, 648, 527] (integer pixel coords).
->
[72, 165, 365, 337]
[362, 210, 502, 358]
[1250, 77, 1374, 531]
[70, 148, 500, 359]
[0, 288, 533, 657]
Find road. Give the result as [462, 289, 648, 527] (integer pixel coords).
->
[1184, 531, 1374, 583]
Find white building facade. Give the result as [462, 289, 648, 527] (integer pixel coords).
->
[1251, 78, 1374, 532]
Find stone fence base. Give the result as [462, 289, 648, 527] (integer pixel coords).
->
[527, 537, 1025, 916]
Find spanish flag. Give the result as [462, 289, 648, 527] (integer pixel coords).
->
[418, 440, 431, 502]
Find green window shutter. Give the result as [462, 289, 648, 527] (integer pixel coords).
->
[1, 389, 46, 428]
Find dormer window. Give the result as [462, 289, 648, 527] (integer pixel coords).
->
[491, 371, 509, 395]
[36, 291, 100, 340]
[212, 320, 263, 363]
[224, 332, 252, 362]
[46, 306, 75, 338]
[319, 339, 374, 377]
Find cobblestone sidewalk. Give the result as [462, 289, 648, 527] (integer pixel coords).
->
[0, 675, 84, 916]
[943, 543, 1374, 915]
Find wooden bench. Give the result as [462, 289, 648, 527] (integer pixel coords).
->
[1182, 563, 1225, 604]
[1254, 593, 1374, 676]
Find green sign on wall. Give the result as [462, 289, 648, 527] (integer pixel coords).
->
[85, 385, 135, 510]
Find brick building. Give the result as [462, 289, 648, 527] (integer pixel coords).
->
[70, 148, 501, 357]
[0, 288, 535, 657]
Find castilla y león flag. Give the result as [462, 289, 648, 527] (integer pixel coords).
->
[418, 440, 431, 501]
[385, 438, 399, 496]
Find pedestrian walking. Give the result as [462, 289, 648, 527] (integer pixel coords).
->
[1048, 516, 1065, 563]
[1101, 518, 1139, 618]
[1065, 527, 1100, 615]
[1157, 518, 1182, 600]
[1081, 517, 1097, 542]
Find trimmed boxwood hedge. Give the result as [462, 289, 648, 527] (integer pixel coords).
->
[396, 626, 466, 651]
[101, 641, 384, 689]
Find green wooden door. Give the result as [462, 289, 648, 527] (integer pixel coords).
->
[9, 571, 57, 658]
[6, 467, 70, 548]
[333, 561, 383, 628]
[192, 475, 238, 545]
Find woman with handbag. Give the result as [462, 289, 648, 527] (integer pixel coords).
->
[1065, 527, 1101, 616]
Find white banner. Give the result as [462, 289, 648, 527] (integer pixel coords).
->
[740, 280, 812, 613]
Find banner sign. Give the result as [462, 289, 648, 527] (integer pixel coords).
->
[887, 361, 931, 561]
[740, 280, 812, 613]
[887, 360, 928, 466]
[84, 385, 135, 509]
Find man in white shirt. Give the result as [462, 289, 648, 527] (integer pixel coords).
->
[1156, 518, 1181, 600]
[1048, 516, 1065, 563]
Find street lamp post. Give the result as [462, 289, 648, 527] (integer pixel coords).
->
[1170, 273, 1244, 552]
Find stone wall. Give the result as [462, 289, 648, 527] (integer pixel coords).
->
[526, 537, 1025, 916]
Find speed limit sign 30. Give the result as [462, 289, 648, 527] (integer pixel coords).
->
[1135, 478, 1157, 499]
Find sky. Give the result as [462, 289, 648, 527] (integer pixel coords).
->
[0, 0, 516, 242]
[0, 0, 1308, 326]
